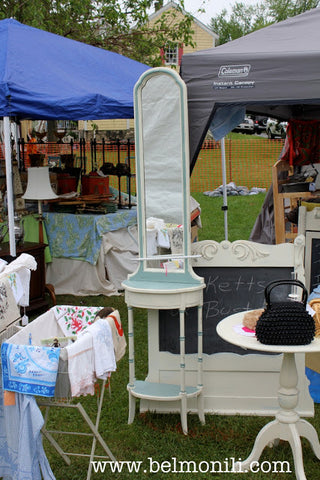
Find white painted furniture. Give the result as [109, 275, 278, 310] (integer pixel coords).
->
[122, 68, 205, 435]
[298, 205, 320, 293]
[142, 235, 313, 417]
[217, 312, 320, 480]
[124, 282, 204, 435]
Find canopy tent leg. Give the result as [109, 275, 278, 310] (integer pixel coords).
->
[13, 121, 21, 169]
[220, 137, 228, 241]
[4, 116, 16, 257]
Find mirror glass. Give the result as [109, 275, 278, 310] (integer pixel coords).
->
[140, 73, 185, 270]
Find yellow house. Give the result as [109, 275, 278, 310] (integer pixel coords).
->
[78, 1, 218, 137]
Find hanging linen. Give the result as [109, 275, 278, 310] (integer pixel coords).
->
[281, 119, 320, 166]
[1, 343, 60, 397]
[0, 383, 56, 480]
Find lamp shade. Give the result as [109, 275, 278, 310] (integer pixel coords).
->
[22, 166, 58, 200]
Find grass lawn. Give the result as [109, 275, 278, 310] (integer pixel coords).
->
[190, 133, 283, 193]
[191, 191, 267, 242]
[40, 191, 320, 480]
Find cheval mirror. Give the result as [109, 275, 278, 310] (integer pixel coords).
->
[126, 67, 202, 286]
[122, 68, 205, 435]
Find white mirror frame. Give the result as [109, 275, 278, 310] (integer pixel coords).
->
[131, 67, 200, 285]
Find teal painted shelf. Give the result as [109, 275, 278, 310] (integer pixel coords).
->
[128, 380, 201, 401]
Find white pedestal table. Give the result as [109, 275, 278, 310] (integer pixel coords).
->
[217, 312, 320, 480]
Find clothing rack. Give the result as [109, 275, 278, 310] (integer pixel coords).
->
[2, 303, 123, 480]
[38, 379, 116, 480]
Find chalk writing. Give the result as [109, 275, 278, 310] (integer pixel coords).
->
[159, 266, 292, 355]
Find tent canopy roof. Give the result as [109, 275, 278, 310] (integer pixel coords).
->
[180, 8, 320, 169]
[0, 18, 149, 120]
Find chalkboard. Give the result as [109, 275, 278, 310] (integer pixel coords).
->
[159, 266, 293, 355]
[306, 233, 320, 293]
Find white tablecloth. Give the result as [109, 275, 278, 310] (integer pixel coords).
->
[46, 226, 139, 296]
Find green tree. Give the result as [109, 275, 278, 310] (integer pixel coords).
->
[210, 3, 268, 45]
[267, 0, 319, 21]
[211, 0, 319, 45]
[0, 0, 195, 66]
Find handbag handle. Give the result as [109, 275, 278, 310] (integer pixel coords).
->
[264, 279, 308, 308]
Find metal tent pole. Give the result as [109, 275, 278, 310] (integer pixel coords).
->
[4, 116, 16, 256]
[220, 136, 228, 241]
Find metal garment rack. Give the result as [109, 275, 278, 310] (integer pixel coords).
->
[0, 262, 117, 479]
[37, 379, 116, 480]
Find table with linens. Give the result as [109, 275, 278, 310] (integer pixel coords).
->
[42, 210, 138, 296]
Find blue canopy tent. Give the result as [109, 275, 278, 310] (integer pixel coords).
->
[0, 18, 149, 255]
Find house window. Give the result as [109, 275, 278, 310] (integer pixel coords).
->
[161, 44, 184, 66]
[164, 44, 179, 65]
[56, 120, 77, 130]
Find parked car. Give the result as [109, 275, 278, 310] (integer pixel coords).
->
[266, 118, 288, 139]
[250, 115, 268, 134]
[233, 116, 254, 134]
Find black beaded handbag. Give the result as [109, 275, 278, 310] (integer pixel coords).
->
[255, 279, 315, 345]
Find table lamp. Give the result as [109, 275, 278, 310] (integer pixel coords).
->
[22, 166, 58, 243]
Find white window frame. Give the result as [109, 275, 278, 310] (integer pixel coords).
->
[164, 44, 179, 65]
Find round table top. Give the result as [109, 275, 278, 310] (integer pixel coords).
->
[217, 311, 320, 354]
